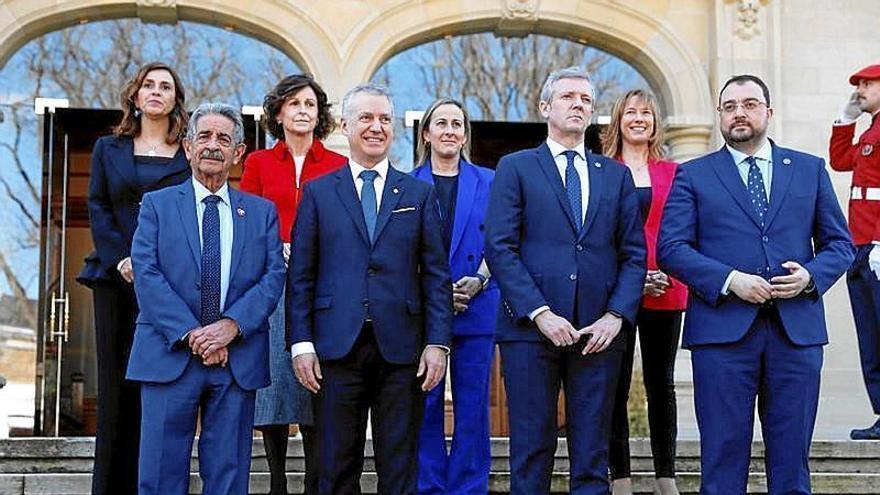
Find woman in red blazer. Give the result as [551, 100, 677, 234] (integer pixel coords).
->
[240, 74, 346, 495]
[603, 89, 688, 495]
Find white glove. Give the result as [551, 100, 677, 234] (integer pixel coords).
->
[840, 91, 863, 123]
[869, 244, 880, 280]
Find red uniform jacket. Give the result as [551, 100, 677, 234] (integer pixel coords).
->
[240, 139, 347, 242]
[623, 158, 688, 311]
[829, 116, 880, 245]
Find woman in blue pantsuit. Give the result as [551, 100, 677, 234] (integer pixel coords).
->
[411, 98, 499, 494]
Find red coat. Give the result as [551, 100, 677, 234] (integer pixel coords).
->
[622, 159, 689, 311]
[829, 117, 880, 245]
[240, 139, 347, 242]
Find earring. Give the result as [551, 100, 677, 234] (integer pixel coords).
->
[133, 107, 142, 118]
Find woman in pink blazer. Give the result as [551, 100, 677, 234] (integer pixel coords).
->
[603, 89, 688, 495]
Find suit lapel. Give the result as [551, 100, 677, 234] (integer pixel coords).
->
[763, 143, 794, 230]
[108, 138, 140, 192]
[176, 182, 202, 271]
[449, 162, 477, 260]
[579, 153, 604, 240]
[373, 166, 404, 244]
[335, 167, 370, 245]
[228, 188, 246, 277]
[710, 148, 763, 228]
[536, 144, 578, 234]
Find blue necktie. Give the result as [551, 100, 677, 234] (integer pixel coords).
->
[360, 170, 379, 243]
[200, 195, 222, 326]
[746, 156, 769, 226]
[563, 150, 583, 230]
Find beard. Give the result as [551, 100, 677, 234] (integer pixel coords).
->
[722, 121, 765, 144]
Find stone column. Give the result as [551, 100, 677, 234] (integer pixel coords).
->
[665, 123, 713, 163]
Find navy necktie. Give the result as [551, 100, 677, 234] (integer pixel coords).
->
[746, 156, 769, 226]
[563, 150, 583, 230]
[360, 170, 379, 242]
[200, 195, 222, 326]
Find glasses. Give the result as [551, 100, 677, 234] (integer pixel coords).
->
[718, 99, 768, 114]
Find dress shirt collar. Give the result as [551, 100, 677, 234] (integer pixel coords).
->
[546, 137, 587, 162]
[726, 138, 772, 166]
[349, 157, 390, 182]
[192, 177, 230, 205]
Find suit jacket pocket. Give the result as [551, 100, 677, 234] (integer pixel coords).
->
[314, 295, 333, 310]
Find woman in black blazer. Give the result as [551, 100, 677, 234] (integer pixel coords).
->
[76, 61, 191, 495]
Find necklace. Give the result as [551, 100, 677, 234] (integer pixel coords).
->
[145, 142, 160, 157]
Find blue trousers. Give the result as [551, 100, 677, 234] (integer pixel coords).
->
[138, 360, 256, 495]
[846, 244, 880, 414]
[500, 341, 622, 495]
[418, 335, 495, 494]
[692, 310, 822, 495]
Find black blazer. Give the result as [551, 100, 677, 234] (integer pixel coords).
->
[77, 135, 190, 286]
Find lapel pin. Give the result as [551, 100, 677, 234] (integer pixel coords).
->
[862, 144, 874, 156]
[782, 158, 791, 165]
[594, 162, 602, 168]
[237, 207, 245, 217]
[393, 187, 399, 194]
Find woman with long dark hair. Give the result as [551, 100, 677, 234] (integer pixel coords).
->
[77, 61, 191, 495]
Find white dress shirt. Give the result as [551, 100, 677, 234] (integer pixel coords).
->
[528, 138, 591, 321]
[192, 177, 234, 312]
[721, 139, 773, 295]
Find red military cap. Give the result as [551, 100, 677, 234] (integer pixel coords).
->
[850, 64, 880, 85]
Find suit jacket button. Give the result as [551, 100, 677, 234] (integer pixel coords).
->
[762, 236, 769, 242]
[569, 274, 577, 281]
[576, 244, 584, 251]
[362, 299, 369, 307]
[368, 268, 376, 276]
[757, 267, 764, 274]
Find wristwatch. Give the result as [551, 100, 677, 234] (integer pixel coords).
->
[474, 273, 489, 291]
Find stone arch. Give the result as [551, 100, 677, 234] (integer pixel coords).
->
[341, 1, 715, 160]
[0, 0, 332, 81]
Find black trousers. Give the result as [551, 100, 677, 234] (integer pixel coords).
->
[609, 309, 682, 479]
[91, 282, 141, 495]
[314, 324, 424, 495]
[257, 423, 318, 495]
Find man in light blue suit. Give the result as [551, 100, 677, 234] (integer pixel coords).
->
[127, 103, 285, 495]
[485, 67, 646, 494]
[658, 75, 854, 494]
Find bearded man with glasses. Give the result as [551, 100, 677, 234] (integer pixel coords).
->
[658, 74, 854, 494]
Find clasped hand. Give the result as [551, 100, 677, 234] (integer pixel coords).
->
[729, 261, 811, 304]
[188, 318, 239, 367]
[534, 310, 622, 355]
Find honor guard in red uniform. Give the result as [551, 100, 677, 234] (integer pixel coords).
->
[829, 63, 880, 440]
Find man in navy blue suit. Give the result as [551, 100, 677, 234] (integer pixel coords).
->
[127, 103, 285, 494]
[485, 66, 646, 494]
[658, 75, 854, 494]
[287, 84, 453, 495]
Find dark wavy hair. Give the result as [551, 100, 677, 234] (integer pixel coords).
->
[263, 74, 335, 141]
[114, 61, 188, 144]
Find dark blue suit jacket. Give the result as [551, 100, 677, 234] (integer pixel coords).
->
[287, 165, 453, 364]
[411, 160, 499, 335]
[657, 143, 854, 348]
[126, 181, 285, 390]
[78, 135, 190, 286]
[485, 143, 646, 343]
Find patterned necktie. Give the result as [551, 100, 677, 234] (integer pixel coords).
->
[563, 150, 583, 230]
[200, 195, 222, 326]
[360, 169, 379, 243]
[746, 156, 769, 226]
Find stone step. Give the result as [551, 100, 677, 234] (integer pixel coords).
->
[2, 438, 880, 494]
[2, 472, 880, 494]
